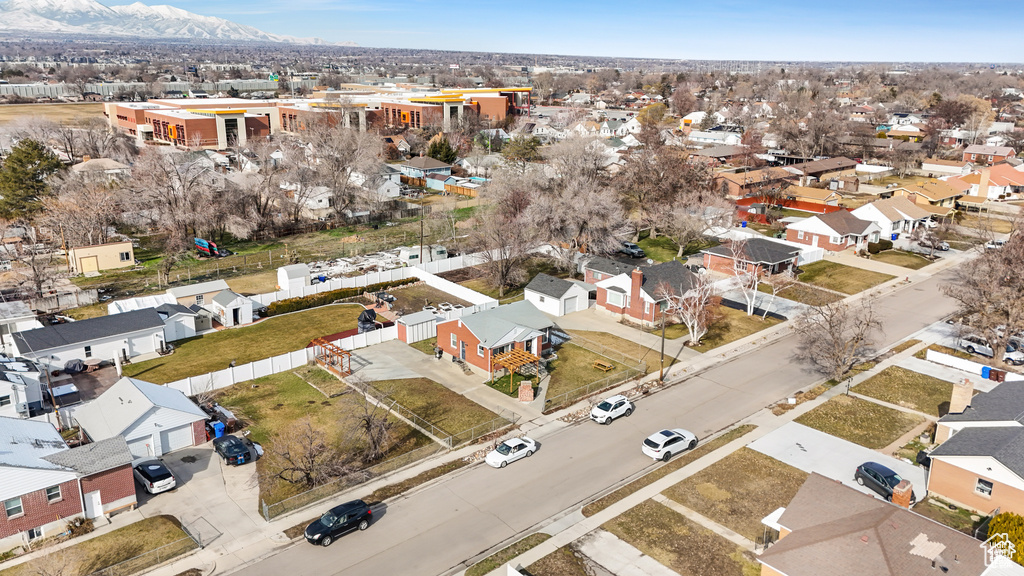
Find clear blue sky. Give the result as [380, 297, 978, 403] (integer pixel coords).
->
[138, 0, 1015, 62]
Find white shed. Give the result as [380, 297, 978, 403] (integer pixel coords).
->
[399, 245, 448, 267]
[73, 377, 207, 458]
[155, 303, 198, 342]
[524, 273, 592, 317]
[208, 290, 253, 328]
[278, 263, 311, 291]
[397, 310, 440, 344]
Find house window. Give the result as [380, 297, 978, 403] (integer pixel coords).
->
[831, 236, 842, 244]
[606, 290, 625, 308]
[644, 302, 650, 315]
[542, 331, 548, 344]
[27, 527, 43, 540]
[4, 497, 23, 518]
[477, 344, 485, 357]
[195, 294, 204, 305]
[84, 346, 92, 358]
[45, 486, 61, 503]
[0, 395, 9, 407]
[976, 478, 994, 497]
[797, 231, 804, 240]
[119, 251, 131, 262]
[538, 296, 545, 302]
[892, 222, 900, 231]
[450, 334, 457, 348]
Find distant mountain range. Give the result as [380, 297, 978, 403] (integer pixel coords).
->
[0, 0, 358, 45]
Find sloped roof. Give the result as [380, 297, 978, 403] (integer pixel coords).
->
[70, 158, 129, 172]
[212, 289, 246, 307]
[785, 185, 842, 202]
[940, 381, 1024, 424]
[452, 301, 555, 349]
[703, 237, 801, 266]
[14, 309, 163, 353]
[155, 303, 195, 318]
[583, 256, 634, 277]
[859, 197, 930, 221]
[0, 416, 68, 470]
[525, 273, 575, 299]
[815, 210, 877, 236]
[788, 157, 858, 175]
[901, 181, 964, 203]
[167, 279, 230, 299]
[692, 145, 747, 158]
[930, 426, 1024, 477]
[73, 377, 207, 440]
[760, 473, 986, 576]
[42, 436, 132, 476]
[640, 260, 697, 296]
[964, 144, 1015, 156]
[279, 263, 310, 279]
[403, 156, 451, 170]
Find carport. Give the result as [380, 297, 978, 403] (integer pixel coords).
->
[748, 422, 928, 502]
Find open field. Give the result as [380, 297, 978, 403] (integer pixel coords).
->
[123, 304, 364, 383]
[226, 270, 279, 295]
[0, 102, 106, 125]
[798, 260, 895, 294]
[795, 394, 924, 449]
[663, 448, 808, 541]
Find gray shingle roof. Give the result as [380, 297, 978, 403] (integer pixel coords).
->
[930, 426, 1024, 477]
[41, 436, 133, 476]
[939, 382, 1024, 423]
[0, 416, 68, 470]
[155, 303, 195, 317]
[815, 210, 877, 236]
[641, 260, 697, 296]
[703, 237, 801, 266]
[454, 301, 555, 348]
[525, 273, 574, 298]
[13, 309, 164, 353]
[212, 289, 245, 307]
[583, 256, 634, 277]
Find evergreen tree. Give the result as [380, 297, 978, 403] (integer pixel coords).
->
[426, 134, 458, 165]
[0, 139, 63, 221]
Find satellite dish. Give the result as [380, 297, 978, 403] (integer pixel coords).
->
[646, 258, 654, 265]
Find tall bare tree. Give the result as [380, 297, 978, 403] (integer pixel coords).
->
[261, 416, 351, 489]
[303, 115, 382, 217]
[41, 173, 125, 247]
[656, 273, 719, 346]
[795, 298, 884, 382]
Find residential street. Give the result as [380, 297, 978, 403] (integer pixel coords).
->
[231, 269, 959, 576]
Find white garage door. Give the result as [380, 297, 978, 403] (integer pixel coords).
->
[127, 437, 152, 459]
[563, 296, 577, 315]
[159, 425, 194, 455]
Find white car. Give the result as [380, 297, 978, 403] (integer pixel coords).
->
[642, 429, 698, 462]
[590, 395, 634, 424]
[132, 459, 176, 494]
[959, 335, 1024, 366]
[485, 437, 537, 468]
[986, 239, 1005, 250]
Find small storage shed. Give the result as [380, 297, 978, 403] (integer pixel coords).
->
[397, 310, 441, 344]
[278, 263, 311, 291]
[155, 303, 198, 342]
[209, 290, 253, 327]
[524, 273, 591, 316]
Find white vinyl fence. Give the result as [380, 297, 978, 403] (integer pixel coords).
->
[926, 350, 1024, 383]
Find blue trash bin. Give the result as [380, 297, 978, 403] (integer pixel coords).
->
[891, 233, 899, 241]
[741, 221, 748, 228]
[210, 421, 225, 439]
[981, 366, 991, 380]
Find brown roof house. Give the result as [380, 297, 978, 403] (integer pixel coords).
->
[852, 196, 932, 237]
[759, 473, 988, 576]
[701, 237, 802, 277]
[784, 210, 881, 252]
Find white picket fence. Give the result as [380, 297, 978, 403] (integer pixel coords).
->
[926, 349, 1024, 383]
[165, 325, 400, 396]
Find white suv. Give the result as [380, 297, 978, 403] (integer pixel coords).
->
[642, 429, 698, 462]
[590, 395, 634, 424]
[959, 335, 1024, 366]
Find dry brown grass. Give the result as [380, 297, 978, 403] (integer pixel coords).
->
[527, 545, 591, 576]
[795, 395, 924, 448]
[226, 270, 279, 295]
[0, 102, 105, 125]
[663, 448, 809, 541]
[853, 366, 954, 416]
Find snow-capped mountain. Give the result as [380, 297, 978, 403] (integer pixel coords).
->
[0, 0, 358, 46]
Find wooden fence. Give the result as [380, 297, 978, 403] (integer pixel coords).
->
[444, 183, 479, 198]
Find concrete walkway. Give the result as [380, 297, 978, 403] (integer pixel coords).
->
[577, 530, 681, 576]
[896, 356, 993, 390]
[653, 494, 755, 551]
[553, 307, 701, 364]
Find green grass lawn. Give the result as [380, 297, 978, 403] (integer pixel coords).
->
[545, 343, 629, 403]
[467, 533, 552, 576]
[409, 339, 438, 356]
[0, 516, 195, 576]
[689, 306, 784, 353]
[795, 395, 924, 449]
[853, 366, 954, 416]
[123, 304, 364, 383]
[603, 501, 760, 576]
[485, 373, 537, 397]
[215, 371, 431, 505]
[663, 448, 809, 541]
[798, 260, 895, 294]
[293, 364, 348, 397]
[870, 250, 932, 270]
[371, 377, 501, 436]
[637, 233, 682, 263]
[566, 330, 659, 372]
[757, 282, 843, 306]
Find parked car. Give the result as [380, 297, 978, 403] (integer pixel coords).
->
[921, 219, 938, 229]
[133, 459, 176, 494]
[590, 394, 634, 425]
[986, 239, 1005, 250]
[216, 248, 233, 257]
[213, 435, 255, 465]
[854, 461, 916, 504]
[303, 500, 373, 546]
[641, 429, 697, 462]
[619, 241, 646, 258]
[958, 335, 1024, 365]
[917, 237, 949, 251]
[485, 437, 537, 468]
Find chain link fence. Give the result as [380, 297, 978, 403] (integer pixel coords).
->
[543, 364, 646, 413]
[85, 537, 197, 576]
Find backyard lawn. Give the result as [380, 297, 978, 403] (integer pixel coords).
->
[451, 257, 571, 302]
[853, 366, 954, 416]
[671, 306, 783, 353]
[603, 501, 759, 576]
[637, 233, 682, 262]
[757, 282, 843, 306]
[123, 304, 364, 383]
[225, 269, 279, 295]
[566, 329, 659, 372]
[369, 378, 501, 437]
[870, 250, 932, 270]
[798, 260, 895, 294]
[215, 370, 431, 504]
[795, 395, 924, 449]
[545, 342, 630, 403]
[0, 516, 195, 576]
[663, 448, 809, 541]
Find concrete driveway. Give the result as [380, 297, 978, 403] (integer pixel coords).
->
[748, 422, 928, 502]
[135, 444, 264, 553]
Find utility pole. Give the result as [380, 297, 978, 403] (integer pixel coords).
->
[419, 203, 425, 264]
[659, 307, 667, 382]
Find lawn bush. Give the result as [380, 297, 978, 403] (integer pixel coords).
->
[879, 239, 893, 251]
[867, 242, 881, 254]
[267, 278, 417, 316]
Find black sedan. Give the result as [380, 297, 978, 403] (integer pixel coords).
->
[213, 435, 256, 466]
[855, 461, 917, 504]
[304, 500, 373, 546]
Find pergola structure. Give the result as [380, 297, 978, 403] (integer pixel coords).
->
[311, 337, 352, 377]
[492, 349, 541, 393]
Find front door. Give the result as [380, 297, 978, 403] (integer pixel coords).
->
[232, 308, 240, 326]
[525, 339, 533, 353]
[460, 341, 466, 360]
[84, 490, 102, 519]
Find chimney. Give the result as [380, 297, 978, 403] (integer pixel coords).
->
[891, 480, 913, 509]
[949, 378, 974, 414]
[629, 267, 644, 318]
[82, 155, 91, 162]
[978, 167, 991, 199]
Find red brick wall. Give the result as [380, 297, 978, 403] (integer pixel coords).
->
[245, 115, 271, 139]
[735, 197, 846, 215]
[785, 229, 849, 251]
[596, 287, 626, 314]
[437, 319, 489, 372]
[584, 269, 609, 284]
[81, 465, 135, 506]
[191, 419, 207, 446]
[0, 479, 82, 539]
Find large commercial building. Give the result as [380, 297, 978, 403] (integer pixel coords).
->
[104, 87, 532, 150]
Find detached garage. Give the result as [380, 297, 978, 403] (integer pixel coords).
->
[524, 273, 592, 317]
[74, 377, 207, 458]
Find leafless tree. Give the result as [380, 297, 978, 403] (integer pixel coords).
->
[261, 416, 351, 489]
[15, 251, 59, 299]
[30, 546, 83, 576]
[655, 273, 719, 346]
[760, 268, 798, 320]
[303, 114, 383, 217]
[726, 238, 763, 316]
[794, 298, 884, 382]
[40, 173, 125, 247]
[236, 137, 286, 225]
[354, 392, 394, 463]
[126, 149, 217, 252]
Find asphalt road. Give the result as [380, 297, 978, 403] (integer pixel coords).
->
[234, 269, 959, 576]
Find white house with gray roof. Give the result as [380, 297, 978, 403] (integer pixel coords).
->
[524, 273, 592, 316]
[73, 377, 207, 458]
[207, 290, 253, 328]
[11, 309, 165, 370]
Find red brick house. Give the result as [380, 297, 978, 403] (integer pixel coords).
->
[702, 237, 801, 277]
[784, 210, 881, 251]
[0, 418, 135, 549]
[435, 301, 557, 375]
[962, 144, 1016, 165]
[585, 259, 698, 326]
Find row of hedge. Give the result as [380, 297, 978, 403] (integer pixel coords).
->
[266, 277, 418, 316]
[867, 239, 894, 254]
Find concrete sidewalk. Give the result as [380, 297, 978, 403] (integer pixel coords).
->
[577, 530, 681, 576]
[896, 356, 988, 388]
[553, 307, 700, 364]
[825, 249, 914, 277]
